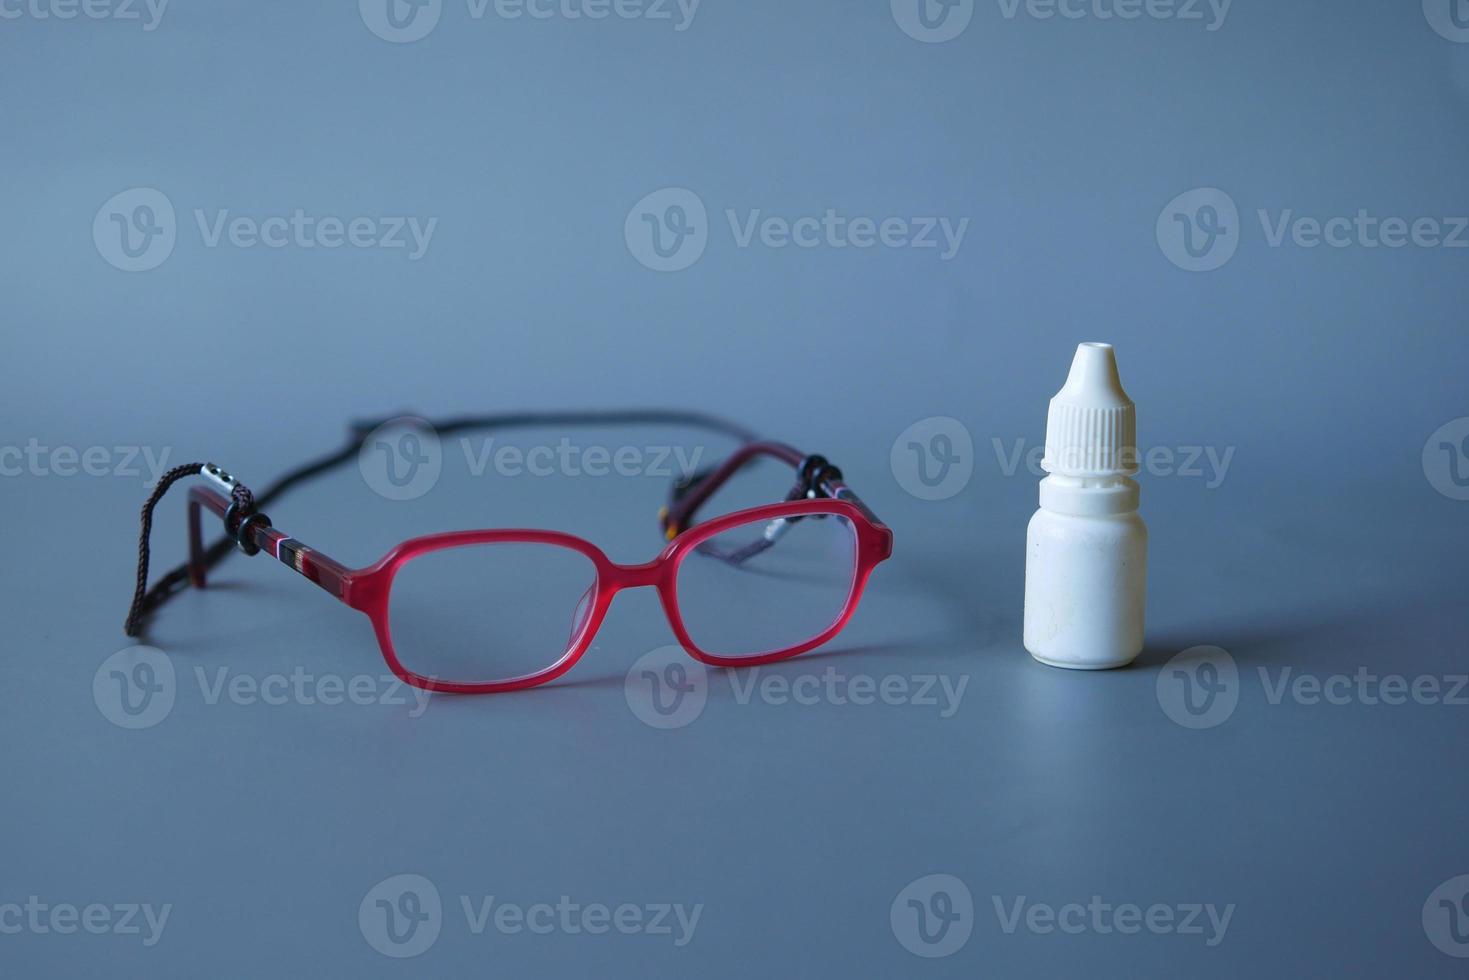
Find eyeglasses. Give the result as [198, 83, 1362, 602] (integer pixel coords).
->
[122, 411, 893, 693]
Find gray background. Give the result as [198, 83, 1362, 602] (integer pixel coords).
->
[4, 0, 1469, 975]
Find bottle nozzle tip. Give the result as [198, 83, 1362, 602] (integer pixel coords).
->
[1042, 341, 1138, 477]
[1061, 342, 1129, 405]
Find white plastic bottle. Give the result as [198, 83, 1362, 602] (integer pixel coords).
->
[1023, 342, 1147, 669]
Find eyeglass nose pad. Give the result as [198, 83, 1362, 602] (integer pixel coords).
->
[567, 585, 595, 648]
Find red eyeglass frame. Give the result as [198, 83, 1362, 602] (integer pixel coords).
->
[181, 440, 893, 693]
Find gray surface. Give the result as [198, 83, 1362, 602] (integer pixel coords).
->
[4, 0, 1469, 976]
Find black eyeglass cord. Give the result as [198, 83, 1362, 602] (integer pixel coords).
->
[123, 463, 262, 636]
[122, 409, 759, 639]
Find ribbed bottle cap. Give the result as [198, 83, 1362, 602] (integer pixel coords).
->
[1041, 342, 1138, 477]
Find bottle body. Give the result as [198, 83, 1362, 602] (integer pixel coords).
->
[1024, 478, 1147, 670]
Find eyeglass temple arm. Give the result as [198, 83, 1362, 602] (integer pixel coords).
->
[187, 485, 352, 601]
[659, 440, 889, 540]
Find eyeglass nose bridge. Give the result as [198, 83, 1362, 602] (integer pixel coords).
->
[603, 558, 669, 593]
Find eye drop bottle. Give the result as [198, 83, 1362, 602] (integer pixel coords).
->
[1023, 342, 1147, 669]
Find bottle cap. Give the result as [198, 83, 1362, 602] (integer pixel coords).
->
[1041, 342, 1138, 477]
